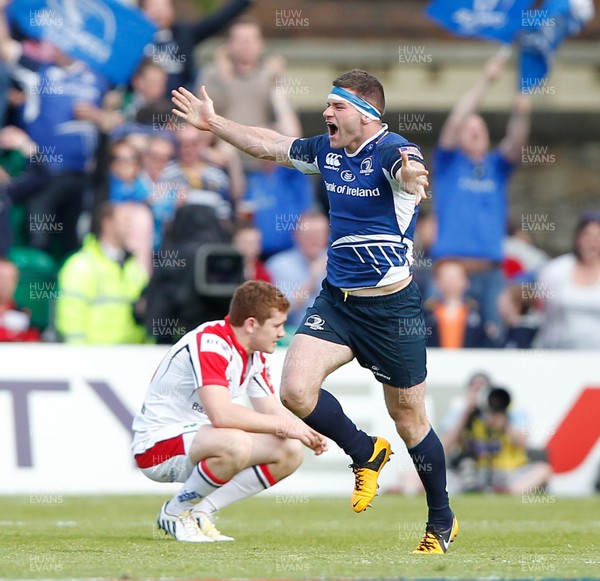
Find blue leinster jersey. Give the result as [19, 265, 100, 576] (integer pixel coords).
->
[289, 126, 423, 290]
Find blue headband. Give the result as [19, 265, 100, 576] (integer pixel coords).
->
[328, 86, 381, 120]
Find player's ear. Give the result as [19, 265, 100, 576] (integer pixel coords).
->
[244, 317, 257, 333]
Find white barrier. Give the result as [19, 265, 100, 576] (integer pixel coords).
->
[0, 344, 598, 495]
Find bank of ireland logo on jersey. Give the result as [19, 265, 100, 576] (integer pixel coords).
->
[304, 314, 325, 331]
[324, 153, 342, 170]
[360, 157, 374, 175]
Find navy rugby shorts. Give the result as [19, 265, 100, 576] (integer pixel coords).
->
[296, 279, 427, 388]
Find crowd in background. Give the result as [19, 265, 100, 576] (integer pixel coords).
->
[0, 0, 598, 349]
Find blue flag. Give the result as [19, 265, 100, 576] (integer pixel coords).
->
[426, 0, 535, 43]
[7, 0, 156, 85]
[520, 0, 594, 91]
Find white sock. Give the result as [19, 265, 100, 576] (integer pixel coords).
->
[194, 464, 277, 515]
[167, 459, 228, 514]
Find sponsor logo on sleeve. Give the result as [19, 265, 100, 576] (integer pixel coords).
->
[200, 334, 230, 355]
[399, 145, 423, 159]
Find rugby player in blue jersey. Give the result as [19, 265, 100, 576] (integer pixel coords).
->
[172, 69, 457, 553]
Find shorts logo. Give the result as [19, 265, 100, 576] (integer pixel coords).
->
[341, 170, 356, 182]
[324, 153, 342, 170]
[371, 365, 391, 381]
[304, 314, 325, 331]
[360, 157, 374, 175]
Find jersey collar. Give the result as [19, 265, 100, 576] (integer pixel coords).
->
[224, 315, 250, 359]
[345, 124, 389, 158]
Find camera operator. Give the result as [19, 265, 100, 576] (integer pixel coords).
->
[442, 382, 551, 494]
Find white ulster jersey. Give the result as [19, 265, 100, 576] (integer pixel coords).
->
[131, 317, 274, 454]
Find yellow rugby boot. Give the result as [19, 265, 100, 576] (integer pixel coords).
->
[413, 515, 459, 554]
[350, 436, 392, 512]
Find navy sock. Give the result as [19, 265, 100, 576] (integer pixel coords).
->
[303, 389, 373, 464]
[408, 427, 453, 528]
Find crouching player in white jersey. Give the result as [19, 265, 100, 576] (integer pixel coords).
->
[171, 70, 457, 554]
[132, 281, 327, 543]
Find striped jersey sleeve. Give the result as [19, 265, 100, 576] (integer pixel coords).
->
[379, 140, 426, 179]
[288, 134, 328, 174]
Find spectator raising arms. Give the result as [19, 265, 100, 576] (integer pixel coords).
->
[141, 0, 254, 95]
[432, 52, 531, 342]
[200, 17, 301, 174]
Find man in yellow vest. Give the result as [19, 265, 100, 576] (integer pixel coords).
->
[56, 202, 148, 344]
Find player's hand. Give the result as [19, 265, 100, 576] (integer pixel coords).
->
[171, 86, 215, 132]
[305, 430, 328, 455]
[400, 151, 429, 205]
[276, 418, 328, 455]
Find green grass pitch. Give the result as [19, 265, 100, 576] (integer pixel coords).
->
[0, 494, 598, 579]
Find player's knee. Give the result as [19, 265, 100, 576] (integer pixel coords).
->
[216, 431, 252, 469]
[387, 404, 428, 440]
[280, 381, 318, 417]
[277, 438, 304, 472]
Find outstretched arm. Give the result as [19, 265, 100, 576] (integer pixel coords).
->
[188, 0, 253, 44]
[498, 94, 531, 164]
[172, 86, 295, 167]
[438, 50, 509, 150]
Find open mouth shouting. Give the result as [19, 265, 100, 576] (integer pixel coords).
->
[327, 122, 339, 137]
